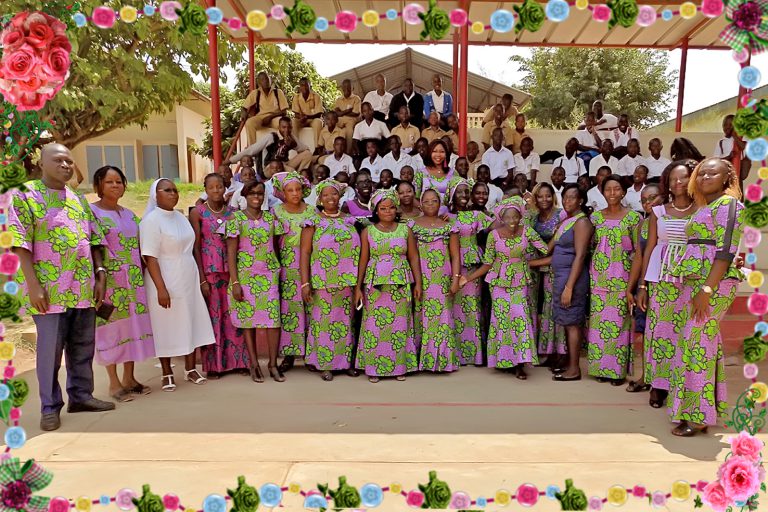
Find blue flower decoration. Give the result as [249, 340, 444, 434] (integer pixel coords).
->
[3, 282, 17, 295]
[490, 9, 515, 32]
[100, 496, 111, 506]
[4, 426, 25, 449]
[303, 495, 328, 509]
[739, 66, 762, 89]
[476, 497, 487, 507]
[73, 13, 87, 27]
[360, 483, 383, 507]
[143, 5, 156, 16]
[757, 321, 768, 334]
[735, 501, 747, 507]
[202, 495, 226, 512]
[0, 384, 9, 401]
[259, 484, 283, 508]
[0, 213, 6, 225]
[661, 9, 673, 21]
[546, 0, 569, 22]
[386, 9, 398, 20]
[747, 138, 768, 161]
[206, 7, 224, 24]
[747, 253, 758, 265]
[314, 17, 328, 31]
[546, 485, 561, 499]
[3, 137, 11, 144]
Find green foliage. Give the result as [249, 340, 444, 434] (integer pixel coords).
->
[510, 48, 675, 129]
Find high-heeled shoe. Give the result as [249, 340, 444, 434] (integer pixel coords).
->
[250, 365, 264, 383]
[268, 365, 285, 382]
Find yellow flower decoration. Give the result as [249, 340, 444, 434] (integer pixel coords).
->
[0, 232, 13, 249]
[471, 21, 485, 34]
[607, 485, 628, 506]
[679, 2, 697, 19]
[495, 489, 511, 506]
[75, 497, 91, 512]
[120, 6, 138, 23]
[0, 342, 15, 361]
[750, 381, 768, 402]
[362, 10, 380, 27]
[246, 10, 268, 31]
[760, 167, 768, 180]
[671, 481, 691, 501]
[390, 483, 402, 494]
[749, 271, 765, 288]
[575, 0, 590, 10]
[289, 483, 300, 494]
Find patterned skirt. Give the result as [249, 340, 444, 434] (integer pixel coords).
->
[279, 266, 308, 356]
[356, 284, 418, 377]
[95, 303, 155, 367]
[643, 280, 684, 390]
[586, 289, 632, 379]
[668, 279, 736, 426]
[202, 273, 249, 373]
[537, 270, 567, 355]
[305, 287, 355, 371]
[416, 273, 460, 373]
[453, 266, 484, 365]
[230, 269, 280, 329]
[487, 285, 538, 368]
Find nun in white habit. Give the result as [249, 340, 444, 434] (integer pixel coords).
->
[139, 178, 215, 391]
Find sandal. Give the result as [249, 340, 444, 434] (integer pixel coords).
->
[552, 373, 581, 382]
[321, 371, 333, 382]
[515, 367, 527, 381]
[110, 388, 134, 403]
[162, 375, 176, 392]
[347, 368, 360, 377]
[626, 380, 651, 393]
[368, 376, 380, 383]
[610, 378, 626, 387]
[395, 375, 406, 382]
[268, 365, 285, 383]
[250, 365, 264, 383]
[128, 383, 151, 395]
[278, 356, 294, 374]
[184, 369, 207, 385]
[649, 389, 667, 409]
[671, 422, 708, 437]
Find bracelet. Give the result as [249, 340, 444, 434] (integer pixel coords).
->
[638, 284, 647, 290]
[231, 281, 239, 286]
[200, 280, 208, 286]
[453, 274, 461, 278]
[95, 266, 107, 274]
[301, 282, 310, 289]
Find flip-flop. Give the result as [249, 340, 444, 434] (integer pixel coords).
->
[111, 389, 134, 403]
[626, 380, 651, 393]
[128, 384, 151, 395]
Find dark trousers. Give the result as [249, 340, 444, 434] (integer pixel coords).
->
[33, 308, 96, 414]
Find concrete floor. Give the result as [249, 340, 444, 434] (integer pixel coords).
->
[10, 357, 768, 510]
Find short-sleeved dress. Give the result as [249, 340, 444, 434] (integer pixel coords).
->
[633, 218, 650, 334]
[551, 213, 590, 326]
[414, 168, 454, 215]
[586, 210, 641, 380]
[531, 208, 567, 356]
[225, 210, 282, 328]
[90, 204, 155, 366]
[451, 210, 493, 365]
[139, 208, 215, 358]
[668, 195, 744, 426]
[356, 223, 419, 377]
[483, 227, 547, 368]
[273, 204, 315, 357]
[303, 213, 361, 371]
[196, 204, 249, 373]
[411, 222, 461, 372]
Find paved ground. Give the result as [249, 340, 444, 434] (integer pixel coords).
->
[10, 357, 768, 511]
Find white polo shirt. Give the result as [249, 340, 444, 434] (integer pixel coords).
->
[325, 153, 356, 178]
[624, 184, 645, 212]
[587, 186, 608, 212]
[714, 137, 735, 158]
[360, 154, 384, 181]
[353, 119, 390, 141]
[481, 146, 515, 180]
[575, 129, 600, 150]
[512, 152, 540, 179]
[362, 90, 393, 118]
[596, 113, 618, 130]
[612, 127, 640, 148]
[553, 185, 564, 206]
[588, 154, 619, 176]
[486, 183, 504, 209]
[644, 155, 671, 179]
[617, 154, 644, 177]
[380, 151, 413, 179]
[553, 155, 587, 183]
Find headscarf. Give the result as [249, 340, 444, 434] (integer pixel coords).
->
[314, 178, 348, 206]
[272, 171, 311, 201]
[445, 177, 474, 207]
[493, 195, 526, 220]
[419, 186, 443, 204]
[370, 188, 400, 212]
[143, 178, 167, 218]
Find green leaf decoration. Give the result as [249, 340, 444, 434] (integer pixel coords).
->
[227, 476, 260, 512]
[284, 0, 317, 36]
[744, 331, 768, 364]
[554, 479, 588, 511]
[8, 377, 29, 408]
[694, 495, 704, 508]
[0, 293, 21, 323]
[418, 471, 451, 509]
[318, 476, 360, 510]
[734, 106, 768, 140]
[419, 0, 450, 41]
[132, 484, 163, 512]
[607, 0, 639, 29]
[514, 0, 546, 34]
[0, 162, 29, 194]
[744, 197, 768, 228]
[176, 1, 209, 36]
[0, 399, 11, 425]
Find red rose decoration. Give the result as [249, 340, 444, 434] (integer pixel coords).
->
[41, 48, 70, 79]
[1, 28, 25, 53]
[25, 22, 54, 49]
[0, 45, 36, 81]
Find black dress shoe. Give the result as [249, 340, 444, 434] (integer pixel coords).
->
[67, 398, 116, 413]
[40, 412, 61, 431]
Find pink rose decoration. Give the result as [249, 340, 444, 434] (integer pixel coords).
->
[162, 494, 180, 511]
[10, 12, 30, 30]
[335, 11, 358, 33]
[748, 293, 768, 316]
[636, 5, 657, 26]
[719, 456, 761, 501]
[227, 17, 243, 30]
[516, 484, 539, 507]
[743, 226, 762, 248]
[696, 480, 709, 492]
[8, 90, 49, 111]
[405, 490, 424, 508]
[592, 5, 611, 22]
[588, 496, 603, 510]
[701, 481, 728, 512]
[48, 497, 70, 512]
[9, 408, 20, 421]
[449, 492, 471, 509]
[450, 9, 468, 27]
[17, 76, 44, 93]
[729, 431, 763, 462]
[746, 184, 764, 202]
[3, 366, 14, 379]
[41, 48, 70, 79]
[49, 35, 72, 53]
[0, 44, 37, 81]
[702, 0, 724, 17]
[402, 3, 426, 25]
[1, 28, 26, 53]
[159, 1, 182, 21]
[0, 254, 16, 276]
[631, 485, 646, 498]
[744, 363, 759, 379]
[270, 5, 286, 20]
[25, 22, 54, 49]
[92, 6, 117, 29]
[650, 491, 666, 507]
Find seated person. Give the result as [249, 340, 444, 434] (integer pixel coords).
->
[445, 114, 460, 150]
[440, 135, 460, 170]
[388, 78, 424, 129]
[377, 169, 395, 190]
[482, 104, 514, 151]
[466, 140, 483, 179]
[623, 164, 648, 213]
[399, 165, 415, 185]
[381, 135, 413, 179]
[551, 166, 566, 205]
[512, 136, 540, 186]
[305, 164, 330, 206]
[482, 93, 517, 127]
[455, 157, 469, 179]
[410, 137, 429, 169]
[325, 137, 356, 178]
[470, 181, 490, 214]
[390, 106, 421, 151]
[513, 172, 529, 194]
[242, 71, 289, 145]
[575, 111, 602, 166]
[616, 138, 643, 180]
[510, 113, 531, 154]
[481, 127, 515, 187]
[229, 166, 257, 210]
[589, 139, 619, 176]
[475, 164, 503, 209]
[317, 111, 345, 161]
[552, 138, 587, 183]
[586, 166, 611, 212]
[228, 116, 311, 174]
[643, 137, 670, 182]
[503, 185, 522, 199]
[234, 155, 258, 182]
[352, 102, 390, 157]
[341, 172, 374, 218]
[611, 113, 640, 159]
[334, 79, 361, 149]
[291, 77, 324, 147]
[578, 100, 618, 131]
[261, 160, 286, 211]
[577, 173, 592, 195]
[363, 73, 393, 123]
[360, 140, 384, 181]
[423, 73, 453, 127]
[333, 170, 356, 206]
[422, 111, 447, 144]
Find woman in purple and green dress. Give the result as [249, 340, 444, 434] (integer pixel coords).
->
[411, 188, 461, 372]
[191, 173, 249, 380]
[397, 181, 421, 220]
[342, 173, 373, 220]
[300, 179, 361, 381]
[90, 166, 154, 402]
[668, 158, 744, 437]
[447, 177, 492, 365]
[414, 140, 455, 208]
[354, 189, 422, 383]
[587, 176, 642, 385]
[226, 181, 284, 382]
[272, 171, 315, 374]
[463, 197, 547, 380]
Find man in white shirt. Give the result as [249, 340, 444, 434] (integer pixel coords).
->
[587, 166, 611, 212]
[481, 127, 515, 186]
[623, 165, 648, 213]
[381, 135, 413, 179]
[325, 137, 355, 178]
[611, 113, 640, 159]
[227, 116, 312, 172]
[714, 114, 745, 159]
[553, 138, 587, 183]
[551, 166, 565, 206]
[592, 100, 618, 131]
[643, 138, 671, 182]
[362, 73, 393, 123]
[616, 139, 643, 177]
[360, 140, 384, 181]
[476, 164, 503, 209]
[352, 102, 390, 156]
[423, 73, 454, 127]
[589, 139, 620, 176]
[512, 136, 540, 184]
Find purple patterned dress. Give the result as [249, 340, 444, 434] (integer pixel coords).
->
[196, 204, 249, 373]
[587, 210, 642, 380]
[90, 204, 155, 366]
[483, 227, 548, 368]
[412, 222, 461, 372]
[356, 223, 419, 376]
[531, 208, 567, 356]
[304, 213, 361, 371]
[668, 195, 744, 426]
[414, 168, 454, 215]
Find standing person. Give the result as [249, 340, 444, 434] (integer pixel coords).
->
[190, 174, 249, 379]
[90, 166, 155, 402]
[291, 77, 324, 147]
[354, 190, 422, 382]
[140, 179, 216, 391]
[667, 158, 743, 436]
[447, 178, 492, 365]
[411, 188, 461, 372]
[586, 176, 642, 385]
[636, 160, 696, 408]
[300, 179, 361, 381]
[714, 114, 750, 186]
[644, 138, 671, 183]
[334, 79, 362, 150]
[363, 73, 393, 123]
[388, 78, 424, 129]
[530, 185, 594, 381]
[397, 181, 421, 220]
[272, 172, 315, 373]
[415, 140, 456, 203]
[471, 181, 491, 214]
[342, 172, 373, 219]
[10, 143, 115, 431]
[226, 181, 284, 383]
[241, 71, 289, 144]
[423, 73, 454, 126]
[462, 198, 548, 379]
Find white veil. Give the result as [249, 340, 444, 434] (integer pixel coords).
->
[143, 178, 164, 218]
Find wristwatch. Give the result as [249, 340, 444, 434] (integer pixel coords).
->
[701, 285, 713, 295]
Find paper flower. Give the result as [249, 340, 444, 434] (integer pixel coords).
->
[284, 0, 316, 36]
[720, 0, 768, 55]
[419, 0, 450, 41]
[744, 197, 768, 228]
[334, 11, 357, 33]
[0, 458, 53, 512]
[636, 5, 656, 26]
[746, 183, 764, 202]
[318, 477, 360, 509]
[405, 489, 424, 507]
[702, 0, 724, 18]
[227, 476, 259, 512]
[7, 378, 28, 408]
[718, 456, 761, 501]
[418, 471, 451, 509]
[450, 9, 468, 27]
[132, 485, 162, 512]
[555, 479, 588, 510]
[744, 331, 768, 363]
[159, 2, 182, 21]
[0, 293, 21, 322]
[0, 163, 29, 193]
[176, 1, 208, 35]
[91, 6, 116, 29]
[734, 107, 768, 140]
[515, 0, 546, 33]
[592, 5, 612, 22]
[607, 0, 639, 28]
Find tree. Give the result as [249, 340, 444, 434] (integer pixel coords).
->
[510, 48, 676, 130]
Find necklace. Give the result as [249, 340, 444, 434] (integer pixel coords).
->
[323, 210, 341, 218]
[670, 201, 692, 213]
[205, 201, 225, 214]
